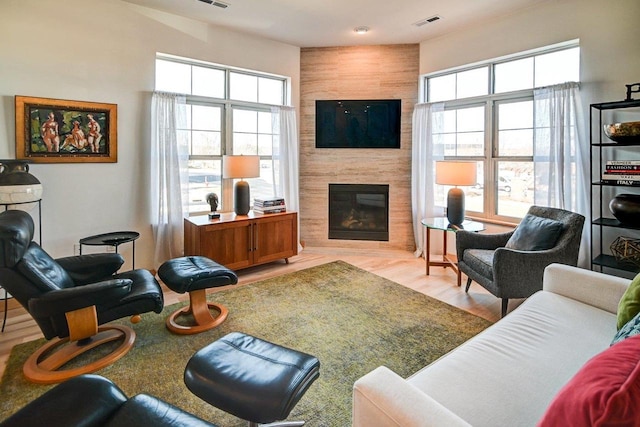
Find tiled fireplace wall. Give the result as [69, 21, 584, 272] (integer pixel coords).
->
[299, 44, 419, 250]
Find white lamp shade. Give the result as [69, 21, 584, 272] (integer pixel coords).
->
[223, 155, 260, 179]
[435, 161, 477, 186]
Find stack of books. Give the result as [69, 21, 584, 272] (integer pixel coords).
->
[254, 197, 286, 214]
[601, 161, 640, 186]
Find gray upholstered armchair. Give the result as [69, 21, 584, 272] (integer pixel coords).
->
[456, 206, 585, 317]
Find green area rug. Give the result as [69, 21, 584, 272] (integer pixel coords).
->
[0, 261, 491, 426]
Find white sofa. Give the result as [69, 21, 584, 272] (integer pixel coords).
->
[353, 263, 630, 427]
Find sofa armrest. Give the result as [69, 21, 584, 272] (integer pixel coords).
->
[56, 253, 125, 284]
[353, 366, 471, 427]
[28, 279, 132, 318]
[492, 246, 567, 298]
[543, 263, 629, 314]
[455, 230, 513, 261]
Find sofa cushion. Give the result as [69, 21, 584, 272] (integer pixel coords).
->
[613, 311, 640, 346]
[618, 272, 640, 330]
[408, 291, 616, 427]
[538, 334, 640, 427]
[462, 249, 494, 280]
[505, 214, 564, 251]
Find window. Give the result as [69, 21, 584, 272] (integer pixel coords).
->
[155, 55, 288, 213]
[425, 42, 579, 222]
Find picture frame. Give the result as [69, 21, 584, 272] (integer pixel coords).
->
[15, 96, 117, 163]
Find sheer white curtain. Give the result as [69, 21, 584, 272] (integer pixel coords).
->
[150, 92, 188, 268]
[533, 81, 590, 266]
[411, 102, 444, 258]
[271, 105, 302, 251]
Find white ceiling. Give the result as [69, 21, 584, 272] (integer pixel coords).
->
[122, 0, 549, 48]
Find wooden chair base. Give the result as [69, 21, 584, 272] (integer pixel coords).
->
[23, 325, 135, 384]
[166, 289, 228, 335]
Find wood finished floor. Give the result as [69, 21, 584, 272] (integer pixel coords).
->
[0, 247, 520, 379]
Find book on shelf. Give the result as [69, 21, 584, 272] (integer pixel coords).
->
[606, 160, 640, 166]
[601, 179, 640, 186]
[605, 166, 640, 172]
[605, 169, 640, 175]
[601, 174, 640, 181]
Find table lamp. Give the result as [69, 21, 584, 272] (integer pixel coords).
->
[223, 155, 260, 215]
[435, 161, 477, 226]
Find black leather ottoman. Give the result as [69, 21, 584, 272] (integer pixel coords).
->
[184, 332, 320, 427]
[158, 256, 238, 335]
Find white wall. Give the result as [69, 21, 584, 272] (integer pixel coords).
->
[0, 0, 300, 268]
[420, 0, 640, 119]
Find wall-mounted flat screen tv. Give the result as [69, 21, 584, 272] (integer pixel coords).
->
[315, 99, 401, 148]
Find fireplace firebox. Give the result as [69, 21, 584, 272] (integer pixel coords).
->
[328, 184, 389, 241]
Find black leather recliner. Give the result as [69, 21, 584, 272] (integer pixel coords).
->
[0, 374, 216, 427]
[0, 210, 164, 384]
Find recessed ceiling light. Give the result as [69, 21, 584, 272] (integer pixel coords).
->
[354, 26, 369, 34]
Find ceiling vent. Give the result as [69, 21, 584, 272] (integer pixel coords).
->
[413, 15, 442, 27]
[198, 0, 229, 8]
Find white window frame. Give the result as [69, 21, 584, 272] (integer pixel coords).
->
[421, 40, 579, 223]
[155, 53, 289, 214]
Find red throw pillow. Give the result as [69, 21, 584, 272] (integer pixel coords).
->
[538, 334, 640, 427]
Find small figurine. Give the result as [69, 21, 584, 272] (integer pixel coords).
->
[206, 193, 220, 219]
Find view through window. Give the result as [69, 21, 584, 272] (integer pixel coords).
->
[425, 43, 579, 221]
[155, 55, 288, 213]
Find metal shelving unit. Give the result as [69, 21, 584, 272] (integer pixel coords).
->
[590, 99, 640, 275]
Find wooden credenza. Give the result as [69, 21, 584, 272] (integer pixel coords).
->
[184, 211, 298, 270]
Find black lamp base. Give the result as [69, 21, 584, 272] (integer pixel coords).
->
[234, 180, 251, 215]
[446, 187, 465, 226]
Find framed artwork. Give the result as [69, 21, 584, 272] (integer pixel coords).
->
[15, 96, 117, 163]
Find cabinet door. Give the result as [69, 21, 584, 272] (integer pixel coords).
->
[252, 213, 298, 266]
[199, 221, 253, 270]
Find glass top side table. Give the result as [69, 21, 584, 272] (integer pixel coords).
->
[421, 217, 485, 286]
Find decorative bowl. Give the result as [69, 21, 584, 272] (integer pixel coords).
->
[610, 194, 640, 227]
[604, 121, 640, 144]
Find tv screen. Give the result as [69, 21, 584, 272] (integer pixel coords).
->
[315, 99, 401, 148]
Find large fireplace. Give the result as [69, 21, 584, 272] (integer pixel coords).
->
[328, 184, 389, 241]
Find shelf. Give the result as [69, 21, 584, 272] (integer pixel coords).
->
[591, 99, 640, 110]
[591, 142, 640, 147]
[590, 101, 640, 275]
[592, 254, 640, 273]
[592, 217, 640, 230]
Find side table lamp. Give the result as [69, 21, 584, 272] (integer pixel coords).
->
[223, 155, 260, 215]
[435, 161, 477, 226]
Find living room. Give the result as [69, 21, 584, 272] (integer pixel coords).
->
[1, 0, 640, 425]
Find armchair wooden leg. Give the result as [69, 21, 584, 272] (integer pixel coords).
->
[501, 299, 509, 318]
[465, 278, 472, 293]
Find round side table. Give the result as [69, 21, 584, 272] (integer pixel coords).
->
[79, 231, 140, 270]
[421, 217, 485, 286]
